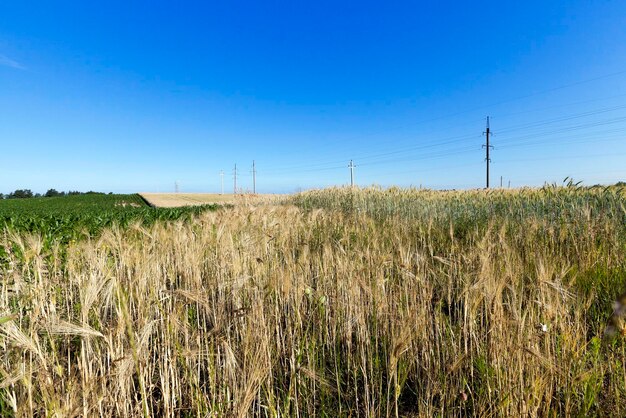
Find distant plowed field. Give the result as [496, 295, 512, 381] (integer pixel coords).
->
[139, 193, 279, 207]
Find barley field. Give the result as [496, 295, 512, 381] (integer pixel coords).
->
[1, 185, 626, 416]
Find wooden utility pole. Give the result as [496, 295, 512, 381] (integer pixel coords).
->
[483, 117, 493, 189]
[233, 164, 237, 194]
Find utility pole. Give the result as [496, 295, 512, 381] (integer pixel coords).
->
[482, 117, 494, 189]
[233, 164, 237, 194]
[175, 181, 179, 194]
[500, 176, 503, 188]
[252, 160, 257, 194]
[220, 170, 224, 195]
[348, 160, 356, 187]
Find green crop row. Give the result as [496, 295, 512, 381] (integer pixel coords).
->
[0, 193, 217, 245]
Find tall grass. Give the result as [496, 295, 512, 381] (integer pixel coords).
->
[1, 186, 625, 416]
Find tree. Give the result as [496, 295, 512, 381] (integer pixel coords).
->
[8, 189, 33, 199]
[45, 189, 62, 197]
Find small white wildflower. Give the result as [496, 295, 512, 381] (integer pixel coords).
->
[540, 323, 548, 333]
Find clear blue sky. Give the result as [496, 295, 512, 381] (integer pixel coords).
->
[1, 1, 626, 193]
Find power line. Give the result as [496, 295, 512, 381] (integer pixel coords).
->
[493, 150, 626, 165]
[265, 68, 626, 167]
[358, 123, 626, 169]
[261, 102, 626, 175]
[260, 126, 624, 177]
[363, 105, 626, 163]
[353, 139, 613, 189]
[357, 145, 478, 168]
[317, 67, 626, 154]
[260, 132, 480, 175]
[497, 115, 626, 147]
[296, 114, 626, 173]
[240, 91, 626, 187]
[470, 68, 626, 112]
[497, 133, 625, 152]
[342, 139, 626, 185]
[496, 103, 626, 134]
[246, 69, 626, 178]
[494, 92, 626, 119]
[260, 133, 623, 183]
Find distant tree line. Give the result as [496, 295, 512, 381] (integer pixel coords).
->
[0, 189, 109, 199]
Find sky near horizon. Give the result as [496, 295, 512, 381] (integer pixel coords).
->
[1, 1, 626, 193]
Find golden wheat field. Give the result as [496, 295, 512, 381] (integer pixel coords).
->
[1, 186, 626, 416]
[140, 193, 281, 208]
